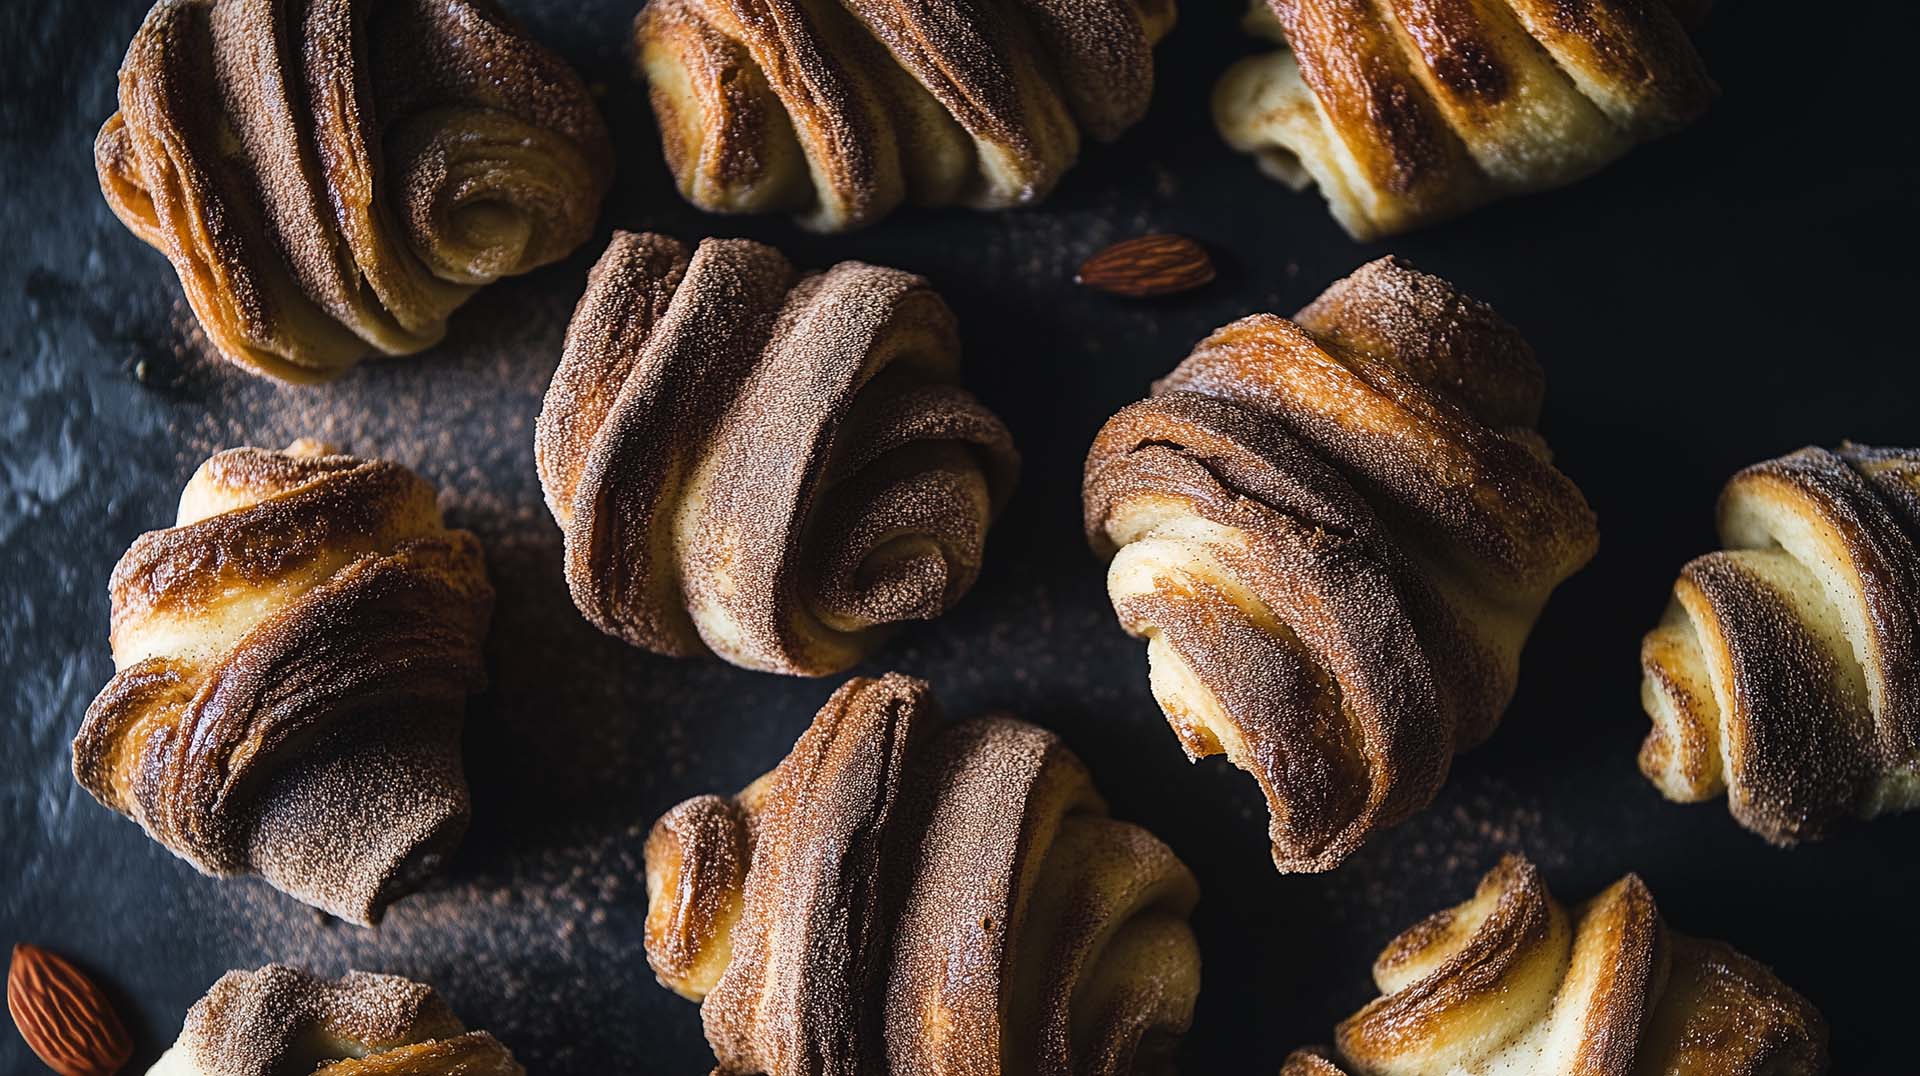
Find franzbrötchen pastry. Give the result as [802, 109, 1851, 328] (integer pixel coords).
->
[1641, 443, 1920, 843]
[72, 440, 493, 925]
[96, 0, 613, 382]
[536, 231, 1019, 677]
[1084, 257, 1597, 872]
[644, 673, 1201, 1074]
[1214, 0, 1714, 239]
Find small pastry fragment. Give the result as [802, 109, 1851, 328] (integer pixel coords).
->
[96, 0, 613, 382]
[632, 0, 1177, 231]
[1640, 443, 1920, 842]
[643, 673, 1202, 1074]
[72, 440, 493, 925]
[1280, 855, 1829, 1076]
[1215, 0, 1715, 239]
[1083, 257, 1597, 872]
[149, 965, 523, 1076]
[535, 231, 1019, 677]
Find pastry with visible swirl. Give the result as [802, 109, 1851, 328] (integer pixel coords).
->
[1640, 444, 1920, 843]
[72, 440, 493, 925]
[1214, 0, 1714, 239]
[1279, 855, 1829, 1076]
[150, 965, 522, 1076]
[632, 0, 1176, 231]
[95, 0, 613, 382]
[1083, 257, 1597, 871]
[644, 673, 1202, 1074]
[536, 231, 1019, 677]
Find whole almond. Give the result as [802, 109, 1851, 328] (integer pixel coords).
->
[1075, 234, 1215, 298]
[8, 944, 131, 1076]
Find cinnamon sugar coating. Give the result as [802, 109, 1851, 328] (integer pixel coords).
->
[95, 0, 612, 382]
[1281, 855, 1828, 1075]
[148, 965, 523, 1076]
[536, 231, 1019, 677]
[632, 0, 1176, 231]
[643, 673, 1201, 1074]
[1640, 444, 1920, 842]
[1215, 0, 1714, 239]
[1083, 257, 1597, 871]
[72, 440, 493, 926]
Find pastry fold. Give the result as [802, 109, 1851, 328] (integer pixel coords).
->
[536, 231, 1019, 677]
[148, 965, 523, 1076]
[1083, 257, 1596, 871]
[1214, 0, 1714, 239]
[72, 440, 493, 925]
[632, 0, 1176, 231]
[1281, 855, 1829, 1076]
[1640, 444, 1920, 842]
[95, 0, 612, 382]
[643, 673, 1202, 1075]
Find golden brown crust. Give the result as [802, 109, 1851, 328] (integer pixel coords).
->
[1639, 444, 1920, 842]
[1083, 257, 1596, 872]
[631, 0, 1175, 231]
[642, 674, 1201, 1075]
[96, 0, 611, 382]
[1215, 0, 1714, 239]
[535, 231, 1019, 677]
[1294, 855, 1828, 1076]
[72, 441, 492, 926]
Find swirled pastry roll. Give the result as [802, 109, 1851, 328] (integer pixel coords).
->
[1214, 0, 1714, 239]
[644, 673, 1202, 1075]
[149, 965, 523, 1076]
[1084, 257, 1597, 872]
[1640, 444, 1920, 843]
[1279, 855, 1829, 1076]
[632, 0, 1176, 231]
[72, 440, 493, 925]
[95, 0, 613, 382]
[536, 232, 1019, 677]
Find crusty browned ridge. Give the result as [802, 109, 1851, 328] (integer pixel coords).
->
[149, 965, 523, 1076]
[1640, 443, 1920, 843]
[536, 231, 1020, 677]
[8, 944, 132, 1076]
[1083, 256, 1597, 871]
[95, 0, 612, 382]
[643, 673, 1202, 1075]
[632, 0, 1177, 231]
[1215, 0, 1715, 239]
[71, 440, 493, 926]
[1282, 854, 1829, 1076]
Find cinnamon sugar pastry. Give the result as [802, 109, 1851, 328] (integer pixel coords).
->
[644, 673, 1202, 1074]
[1640, 444, 1920, 843]
[1279, 855, 1829, 1076]
[72, 440, 493, 926]
[95, 0, 613, 383]
[536, 232, 1019, 677]
[150, 965, 523, 1076]
[1214, 0, 1714, 239]
[1084, 257, 1597, 872]
[632, 0, 1176, 231]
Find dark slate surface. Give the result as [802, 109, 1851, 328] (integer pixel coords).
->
[4, 2, 1917, 1072]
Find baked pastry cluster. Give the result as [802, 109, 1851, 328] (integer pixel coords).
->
[632, 0, 1176, 231]
[95, 0, 612, 382]
[72, 441, 493, 925]
[150, 965, 522, 1076]
[1280, 855, 1829, 1076]
[1215, 0, 1714, 239]
[536, 232, 1019, 676]
[1084, 257, 1597, 871]
[643, 673, 1202, 1074]
[1641, 443, 1920, 843]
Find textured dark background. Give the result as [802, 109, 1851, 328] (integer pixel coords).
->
[4, 1, 1917, 1072]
